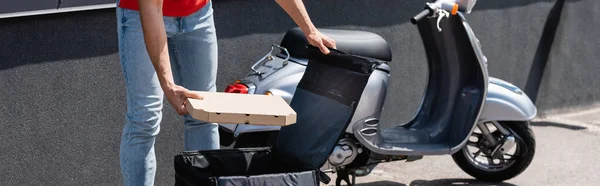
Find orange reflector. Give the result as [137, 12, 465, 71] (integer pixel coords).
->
[234, 79, 241, 84]
[265, 91, 273, 96]
[452, 3, 459, 15]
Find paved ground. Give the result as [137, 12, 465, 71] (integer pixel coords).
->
[323, 108, 600, 186]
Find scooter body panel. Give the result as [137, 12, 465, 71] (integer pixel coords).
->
[478, 77, 538, 122]
[353, 13, 489, 156]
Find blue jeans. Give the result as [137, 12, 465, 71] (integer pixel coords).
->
[116, 1, 219, 185]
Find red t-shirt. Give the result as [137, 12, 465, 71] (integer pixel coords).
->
[118, 0, 209, 17]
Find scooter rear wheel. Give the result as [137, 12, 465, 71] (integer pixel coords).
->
[451, 121, 536, 182]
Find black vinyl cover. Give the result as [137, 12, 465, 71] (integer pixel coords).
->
[174, 147, 274, 185]
[280, 27, 392, 62]
[174, 147, 319, 186]
[273, 46, 379, 170]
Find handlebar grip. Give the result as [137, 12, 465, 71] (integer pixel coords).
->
[411, 9, 432, 25]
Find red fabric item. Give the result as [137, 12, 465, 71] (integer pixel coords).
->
[118, 0, 209, 17]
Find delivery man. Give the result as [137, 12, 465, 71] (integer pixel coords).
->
[115, 0, 336, 185]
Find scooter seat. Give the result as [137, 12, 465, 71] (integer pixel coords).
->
[280, 27, 392, 62]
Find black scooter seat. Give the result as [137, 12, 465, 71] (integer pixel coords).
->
[280, 27, 392, 62]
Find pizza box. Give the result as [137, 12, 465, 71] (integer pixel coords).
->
[185, 91, 297, 126]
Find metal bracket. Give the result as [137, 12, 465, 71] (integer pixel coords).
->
[335, 169, 356, 186]
[422, 2, 450, 32]
[250, 44, 290, 75]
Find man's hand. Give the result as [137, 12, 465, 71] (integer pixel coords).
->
[306, 30, 336, 54]
[274, 0, 336, 54]
[163, 84, 204, 115]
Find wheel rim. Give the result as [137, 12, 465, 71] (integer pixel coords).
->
[462, 122, 525, 172]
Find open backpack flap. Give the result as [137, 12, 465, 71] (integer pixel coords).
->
[273, 45, 382, 170]
[173, 45, 382, 186]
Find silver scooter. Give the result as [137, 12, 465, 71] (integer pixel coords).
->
[219, 0, 537, 185]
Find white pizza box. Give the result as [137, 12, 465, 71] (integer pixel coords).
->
[185, 91, 297, 126]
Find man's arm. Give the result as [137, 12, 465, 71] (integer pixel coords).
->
[274, 0, 336, 54]
[138, 0, 172, 89]
[138, 0, 202, 115]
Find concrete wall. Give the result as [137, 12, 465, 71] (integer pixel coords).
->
[0, 0, 597, 185]
[532, 0, 600, 115]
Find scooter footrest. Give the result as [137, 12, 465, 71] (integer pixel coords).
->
[354, 127, 452, 156]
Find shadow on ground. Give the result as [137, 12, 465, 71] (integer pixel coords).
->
[339, 178, 516, 186]
[531, 121, 587, 130]
[408, 179, 517, 186]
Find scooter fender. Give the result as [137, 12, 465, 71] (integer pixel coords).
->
[479, 77, 538, 122]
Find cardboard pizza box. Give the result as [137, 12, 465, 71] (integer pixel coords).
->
[185, 91, 297, 126]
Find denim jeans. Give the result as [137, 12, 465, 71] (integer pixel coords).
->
[116, 1, 219, 185]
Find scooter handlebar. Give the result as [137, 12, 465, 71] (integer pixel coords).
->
[411, 8, 433, 25]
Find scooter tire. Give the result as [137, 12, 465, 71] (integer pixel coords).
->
[451, 121, 536, 182]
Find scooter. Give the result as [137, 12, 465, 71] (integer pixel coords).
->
[218, 0, 537, 185]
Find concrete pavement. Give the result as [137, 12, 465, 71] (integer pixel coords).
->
[323, 107, 600, 186]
